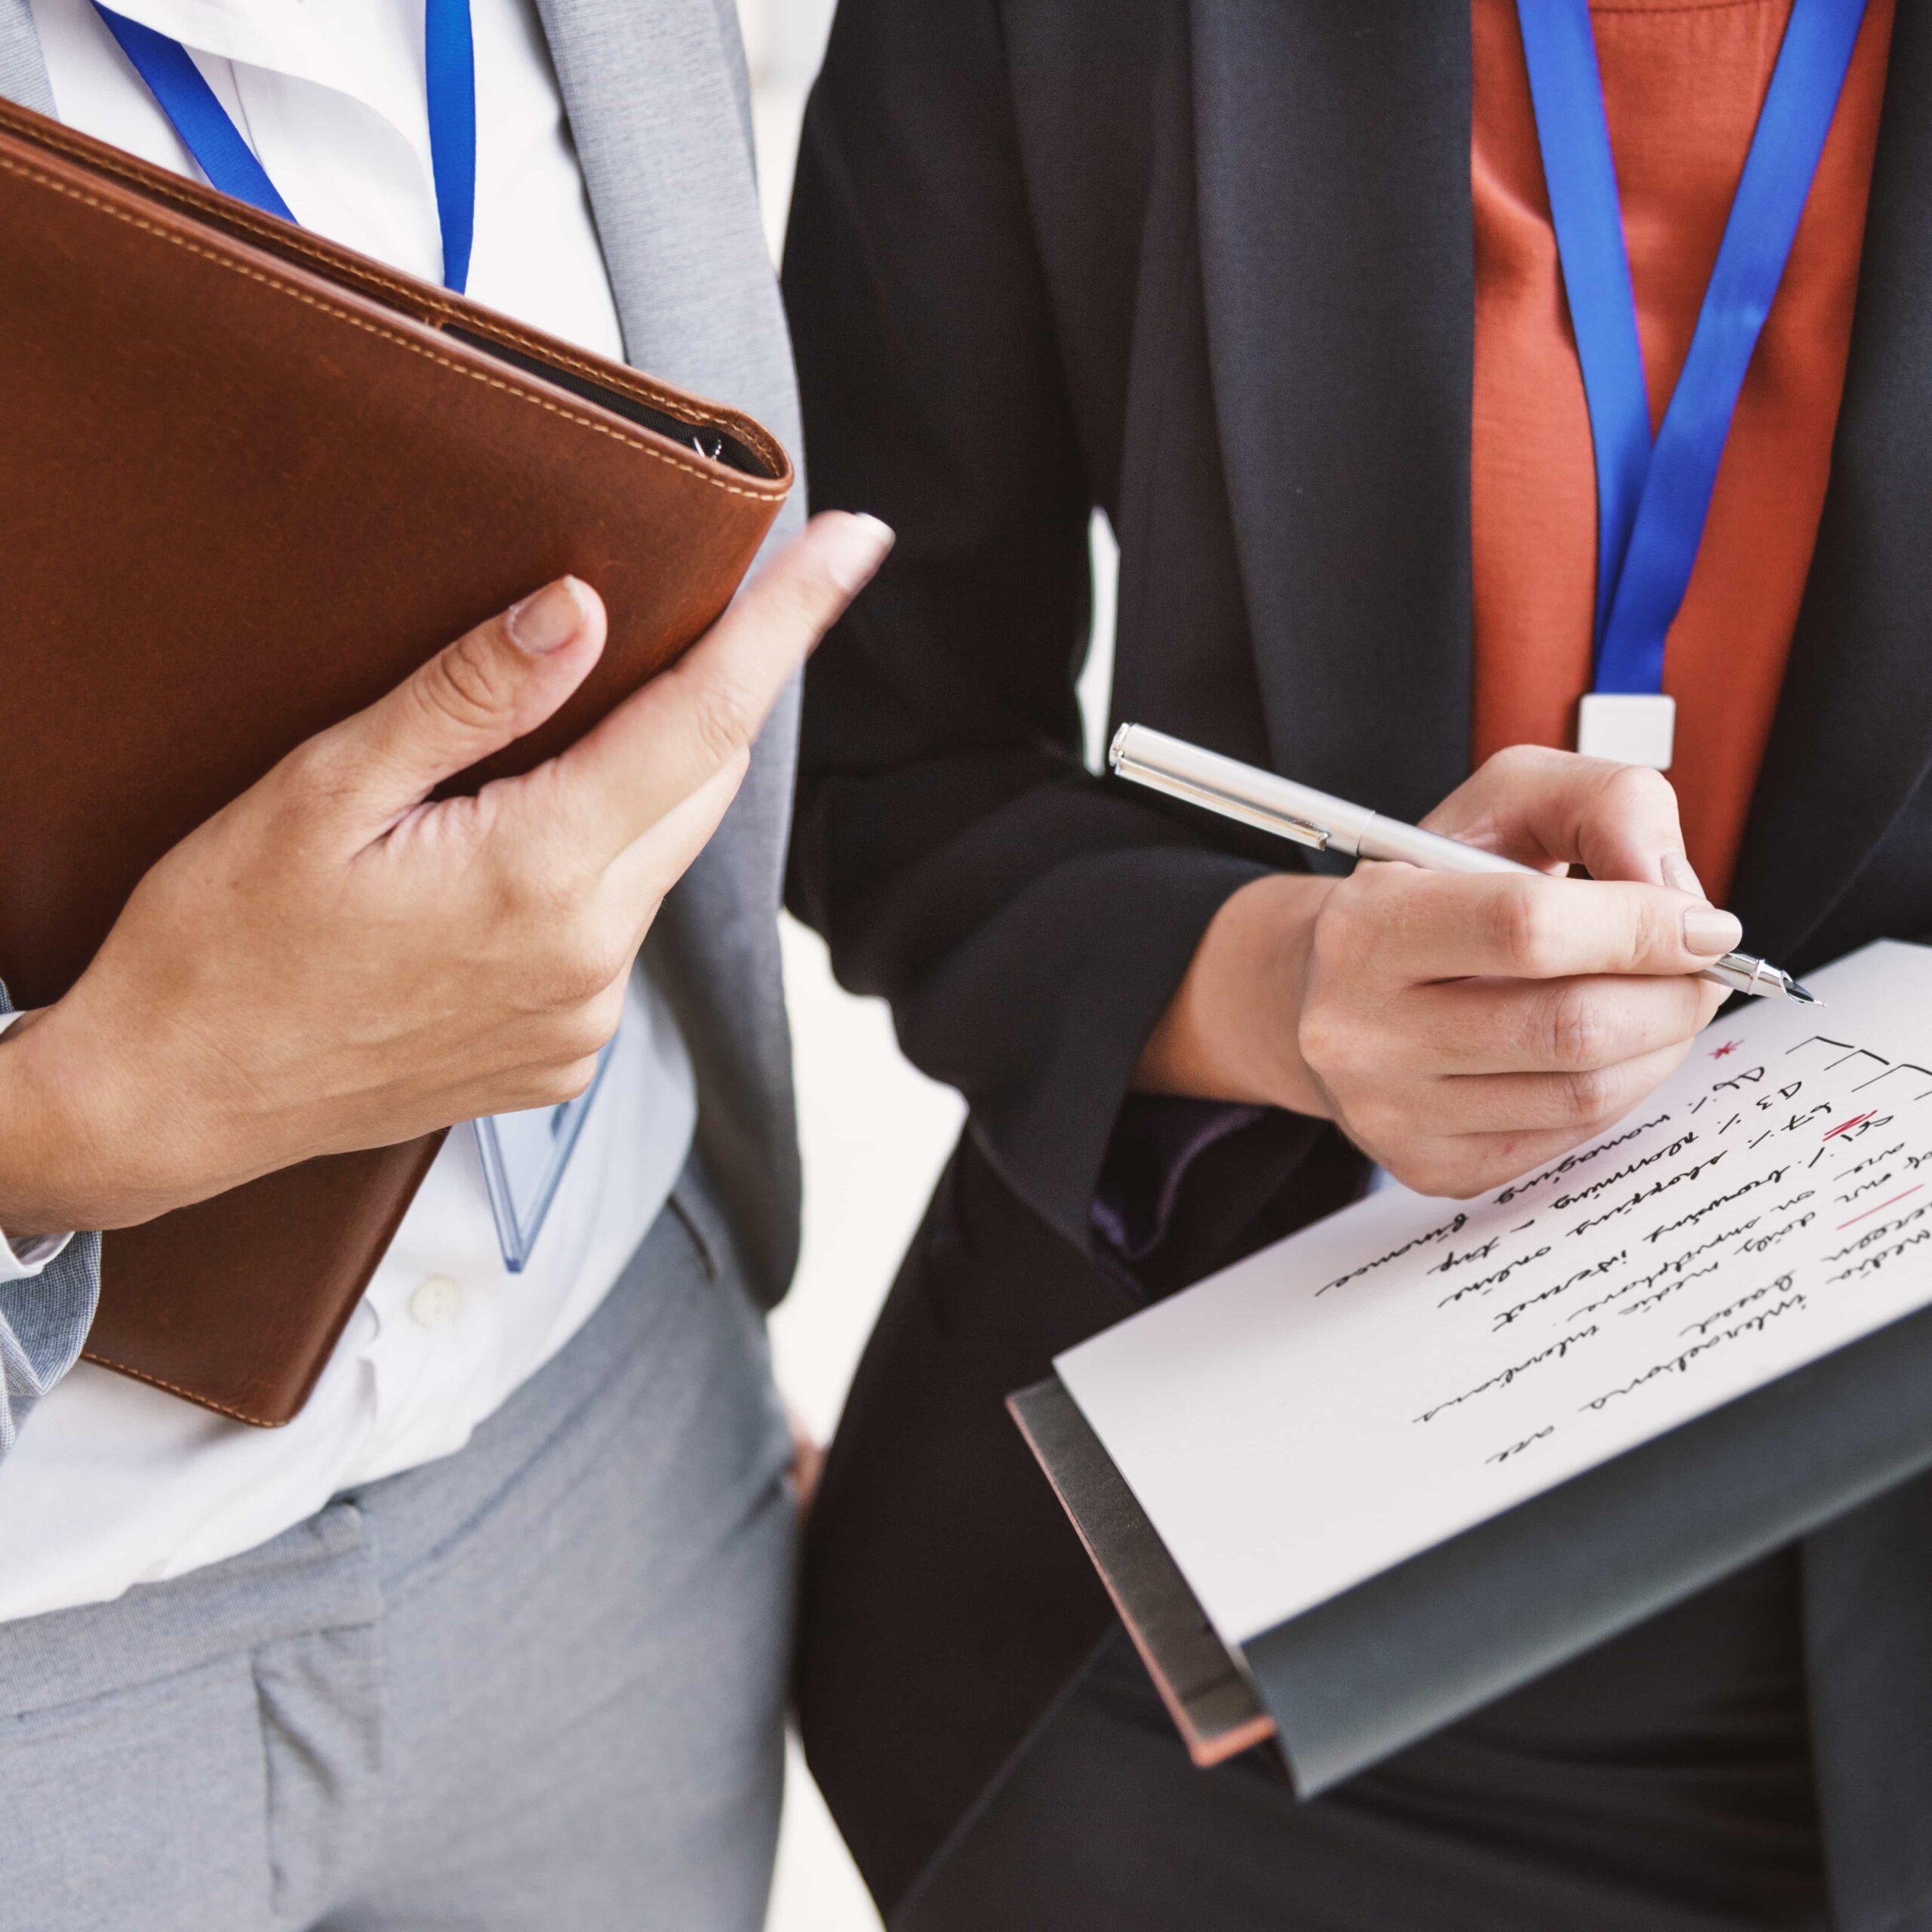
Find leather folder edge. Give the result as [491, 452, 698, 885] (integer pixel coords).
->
[1009, 1379, 1274, 1766]
[82, 1131, 448, 1430]
[0, 94, 794, 492]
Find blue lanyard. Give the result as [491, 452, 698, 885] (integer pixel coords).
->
[94, 0, 477, 294]
[1515, 0, 1866, 698]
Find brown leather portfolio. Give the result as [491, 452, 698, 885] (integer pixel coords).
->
[0, 99, 793, 1426]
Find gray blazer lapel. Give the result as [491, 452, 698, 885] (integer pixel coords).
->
[0, 0, 54, 115]
[531, 0, 800, 457]
[532, 0, 806, 1299]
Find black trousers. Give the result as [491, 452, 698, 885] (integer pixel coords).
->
[905, 1561, 1826, 1932]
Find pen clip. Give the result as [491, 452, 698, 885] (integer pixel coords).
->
[1269, 814, 1332, 853]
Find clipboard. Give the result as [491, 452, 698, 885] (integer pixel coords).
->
[1014, 943, 1932, 1792]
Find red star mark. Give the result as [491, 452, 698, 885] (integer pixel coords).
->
[1709, 1039, 1743, 1060]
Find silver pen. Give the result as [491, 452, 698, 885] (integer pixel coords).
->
[1109, 724, 1816, 1004]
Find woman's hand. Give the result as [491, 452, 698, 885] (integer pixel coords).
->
[0, 514, 894, 1237]
[1137, 747, 1739, 1198]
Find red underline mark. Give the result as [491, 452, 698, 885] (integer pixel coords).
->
[1837, 1184, 1923, 1232]
[1822, 1110, 1878, 1143]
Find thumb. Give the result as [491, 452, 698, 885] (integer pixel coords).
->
[1425, 746, 1697, 889]
[316, 577, 605, 823]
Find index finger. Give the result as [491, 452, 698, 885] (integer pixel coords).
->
[1423, 745, 1697, 888]
[546, 511, 892, 856]
[1354, 867, 1743, 986]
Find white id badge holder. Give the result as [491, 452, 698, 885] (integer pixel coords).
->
[472, 1040, 617, 1272]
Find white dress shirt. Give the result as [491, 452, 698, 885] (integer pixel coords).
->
[0, 0, 697, 1621]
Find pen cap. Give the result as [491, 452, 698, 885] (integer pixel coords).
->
[1109, 724, 1377, 854]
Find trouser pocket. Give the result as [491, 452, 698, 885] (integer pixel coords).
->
[0, 1651, 275, 1932]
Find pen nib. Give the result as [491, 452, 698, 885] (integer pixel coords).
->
[1786, 978, 1820, 1005]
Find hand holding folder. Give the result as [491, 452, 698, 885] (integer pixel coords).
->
[0, 96, 882, 1426]
[11, 521, 884, 1235]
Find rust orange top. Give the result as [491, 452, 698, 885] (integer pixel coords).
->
[1472, 0, 1894, 901]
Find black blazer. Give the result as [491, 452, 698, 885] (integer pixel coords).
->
[784, 4, 1932, 1925]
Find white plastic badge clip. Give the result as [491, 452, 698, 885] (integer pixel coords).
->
[1575, 692, 1676, 770]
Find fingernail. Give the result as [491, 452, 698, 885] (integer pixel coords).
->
[1661, 854, 1704, 897]
[507, 577, 588, 655]
[820, 513, 896, 595]
[1683, 906, 1743, 957]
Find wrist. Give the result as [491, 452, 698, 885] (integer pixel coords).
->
[1134, 870, 1337, 1115]
[0, 1001, 180, 1235]
[0, 1009, 81, 1236]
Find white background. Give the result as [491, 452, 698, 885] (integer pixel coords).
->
[737, 4, 1119, 1925]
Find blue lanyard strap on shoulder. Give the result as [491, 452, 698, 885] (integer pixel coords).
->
[94, 0, 476, 294]
[421, 0, 475, 297]
[1515, 0, 1867, 698]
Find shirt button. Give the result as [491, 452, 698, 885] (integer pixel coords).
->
[410, 1275, 463, 1331]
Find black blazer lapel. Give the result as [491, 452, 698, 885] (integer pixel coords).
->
[1729, 3, 1932, 958]
[1190, 0, 1474, 823]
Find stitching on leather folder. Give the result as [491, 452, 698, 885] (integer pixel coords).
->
[80, 1346, 281, 1428]
[14, 118, 781, 466]
[0, 153, 784, 503]
[1, 130, 786, 472]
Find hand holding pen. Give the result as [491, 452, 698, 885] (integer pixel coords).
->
[1118, 731, 1803, 1200]
[1112, 727, 1811, 1003]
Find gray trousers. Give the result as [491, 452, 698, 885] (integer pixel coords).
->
[0, 1164, 798, 1931]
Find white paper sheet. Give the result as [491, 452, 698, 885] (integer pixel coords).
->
[1057, 941, 1932, 1648]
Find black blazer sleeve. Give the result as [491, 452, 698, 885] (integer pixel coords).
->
[782, 0, 1287, 1259]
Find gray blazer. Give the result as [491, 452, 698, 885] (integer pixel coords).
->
[0, 0, 806, 1457]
